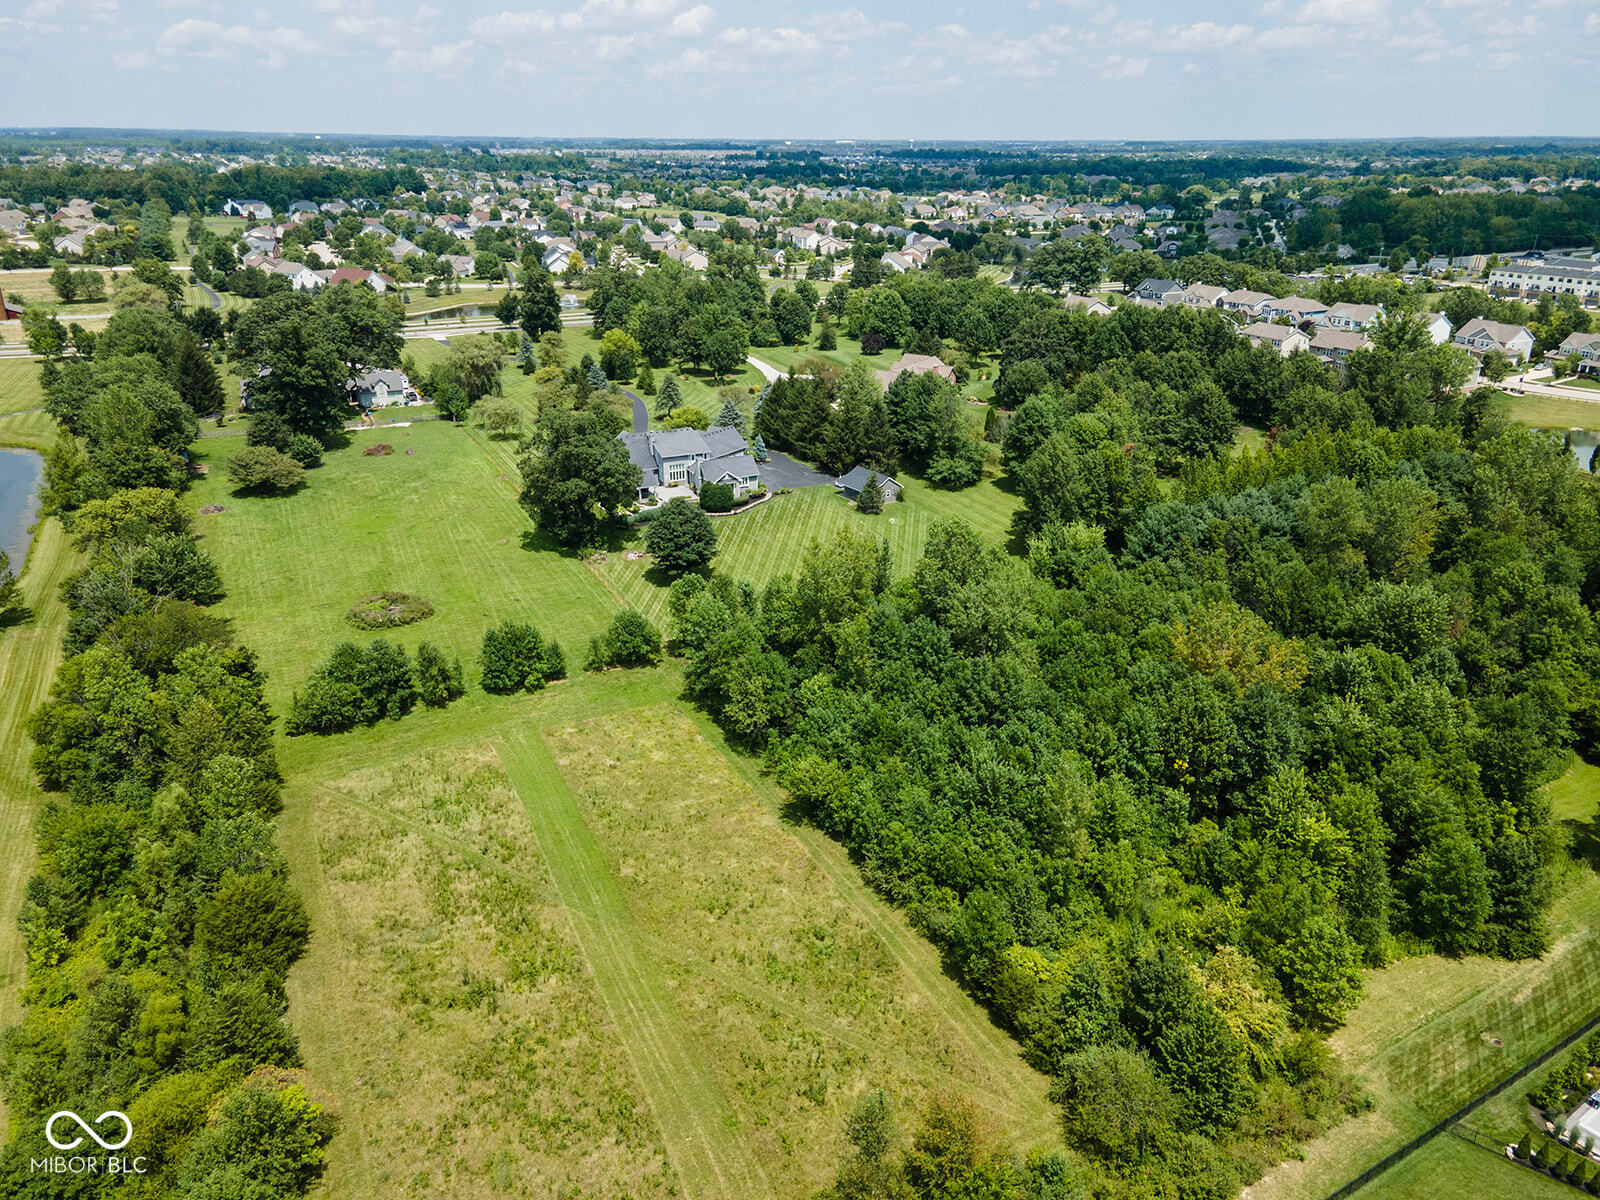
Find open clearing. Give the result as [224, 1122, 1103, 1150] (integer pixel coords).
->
[1345, 1133, 1574, 1200]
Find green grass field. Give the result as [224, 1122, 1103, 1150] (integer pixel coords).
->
[595, 476, 1022, 630]
[1349, 1133, 1574, 1200]
[1501, 393, 1600, 431]
[0, 359, 46, 417]
[0, 268, 115, 308]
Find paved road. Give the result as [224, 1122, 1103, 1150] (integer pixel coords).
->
[626, 390, 649, 433]
[196, 282, 221, 310]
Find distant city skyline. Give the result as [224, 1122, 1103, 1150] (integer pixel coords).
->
[3, 0, 1596, 141]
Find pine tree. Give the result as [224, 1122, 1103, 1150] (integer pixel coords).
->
[656, 374, 684, 417]
[637, 363, 656, 395]
[174, 334, 225, 416]
[1516, 1133, 1532, 1161]
[586, 362, 608, 394]
[817, 314, 837, 351]
[857, 472, 885, 514]
[716, 393, 745, 433]
[752, 435, 768, 462]
[517, 331, 535, 371]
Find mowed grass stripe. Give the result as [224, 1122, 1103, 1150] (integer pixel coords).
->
[0, 519, 85, 1129]
[496, 733, 771, 1200]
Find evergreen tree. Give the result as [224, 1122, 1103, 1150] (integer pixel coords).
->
[817, 314, 837, 351]
[637, 363, 656, 395]
[656, 374, 684, 418]
[856, 473, 885, 514]
[752, 435, 768, 462]
[587, 362, 609, 394]
[716, 393, 745, 433]
[173, 334, 225, 417]
[414, 641, 464, 706]
[516, 331, 535, 372]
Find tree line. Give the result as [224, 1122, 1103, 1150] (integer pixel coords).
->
[1, 328, 333, 1194]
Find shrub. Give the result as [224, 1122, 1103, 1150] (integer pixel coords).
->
[227, 446, 304, 493]
[414, 641, 465, 706]
[244, 410, 292, 451]
[664, 405, 710, 430]
[856, 473, 885, 514]
[283, 433, 324, 467]
[480, 621, 559, 692]
[699, 482, 736, 512]
[195, 871, 311, 982]
[346, 591, 433, 630]
[586, 610, 663, 670]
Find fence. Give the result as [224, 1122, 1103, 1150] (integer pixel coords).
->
[1321, 1006, 1600, 1200]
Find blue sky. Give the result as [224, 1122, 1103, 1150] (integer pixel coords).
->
[3, 0, 1597, 141]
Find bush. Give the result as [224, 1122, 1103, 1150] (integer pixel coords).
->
[195, 871, 311, 982]
[346, 591, 433, 630]
[586, 610, 663, 670]
[699, 481, 736, 512]
[285, 640, 416, 734]
[480, 621, 560, 692]
[414, 641, 464, 706]
[283, 433, 324, 467]
[228, 446, 304, 493]
[244, 410, 292, 451]
[664, 405, 710, 430]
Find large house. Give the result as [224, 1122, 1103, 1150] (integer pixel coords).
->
[1241, 322, 1311, 357]
[1310, 328, 1370, 366]
[874, 353, 956, 390]
[222, 198, 273, 220]
[1130, 278, 1186, 305]
[1259, 296, 1329, 326]
[1219, 289, 1275, 318]
[1453, 318, 1535, 364]
[1556, 331, 1600, 375]
[349, 369, 415, 408]
[618, 426, 761, 502]
[1322, 302, 1383, 332]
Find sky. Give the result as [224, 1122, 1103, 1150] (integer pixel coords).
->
[3, 0, 1598, 142]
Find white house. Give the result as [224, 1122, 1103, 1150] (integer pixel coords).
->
[1219, 289, 1274, 317]
[1259, 296, 1329, 325]
[1323, 302, 1384, 332]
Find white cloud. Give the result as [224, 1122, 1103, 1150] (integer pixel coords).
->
[1297, 0, 1386, 23]
[1587, 12, 1600, 33]
[387, 37, 473, 75]
[668, 3, 713, 36]
[155, 18, 323, 68]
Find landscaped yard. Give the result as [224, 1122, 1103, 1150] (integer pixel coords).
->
[1501, 392, 1600, 432]
[1347, 1133, 1574, 1200]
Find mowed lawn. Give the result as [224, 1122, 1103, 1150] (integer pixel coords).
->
[1349, 1134, 1574, 1200]
[595, 476, 1022, 630]
[186, 419, 619, 709]
[0, 359, 46, 417]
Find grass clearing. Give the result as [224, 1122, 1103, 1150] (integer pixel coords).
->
[539, 706, 1057, 1191]
[1248, 850, 1600, 1200]
[187, 418, 618, 708]
[0, 358, 46, 417]
[1502, 392, 1600, 431]
[278, 745, 677, 1200]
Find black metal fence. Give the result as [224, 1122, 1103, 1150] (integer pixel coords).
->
[1321, 1007, 1600, 1200]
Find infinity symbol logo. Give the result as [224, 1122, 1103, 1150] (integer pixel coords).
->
[45, 1111, 132, 1151]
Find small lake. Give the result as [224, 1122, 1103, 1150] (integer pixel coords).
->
[0, 447, 43, 571]
[1542, 429, 1599, 471]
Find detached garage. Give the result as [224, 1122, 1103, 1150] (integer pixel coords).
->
[835, 466, 902, 504]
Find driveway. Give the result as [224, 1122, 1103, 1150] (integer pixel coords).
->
[746, 354, 784, 383]
[761, 450, 832, 489]
[622, 389, 649, 433]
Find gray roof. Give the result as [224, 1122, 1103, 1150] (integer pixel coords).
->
[618, 432, 660, 488]
[699, 451, 760, 483]
[351, 368, 408, 391]
[701, 425, 748, 457]
[649, 427, 711, 458]
[836, 465, 898, 492]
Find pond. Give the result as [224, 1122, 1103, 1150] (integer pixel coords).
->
[0, 447, 43, 571]
[1543, 429, 1599, 471]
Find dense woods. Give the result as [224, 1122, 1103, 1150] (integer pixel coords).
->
[2, 308, 330, 1196]
[673, 315, 1600, 1198]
